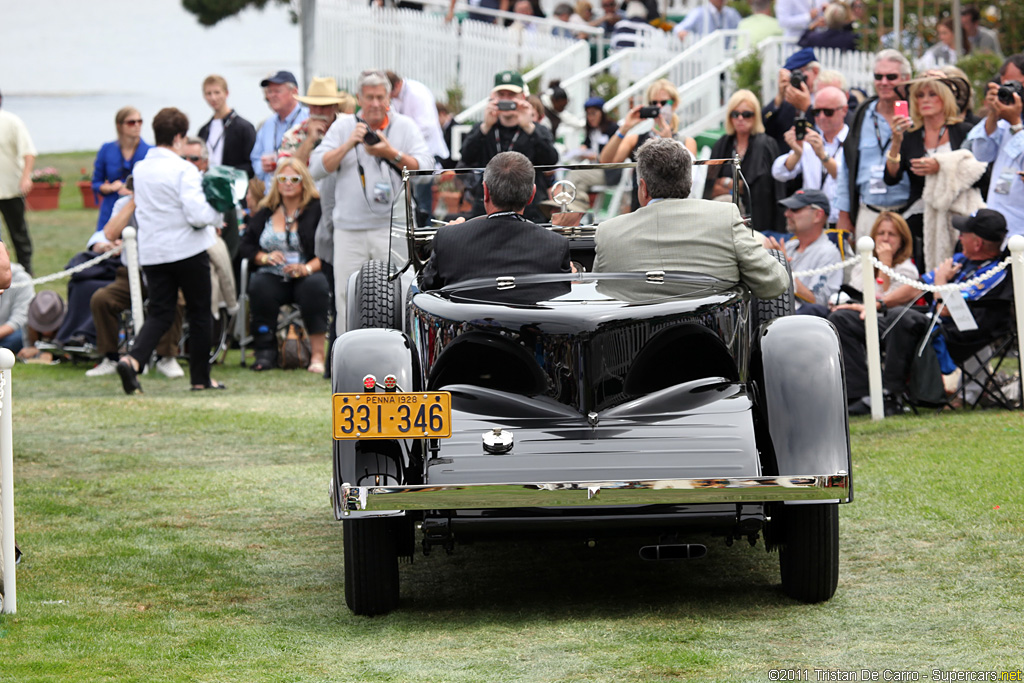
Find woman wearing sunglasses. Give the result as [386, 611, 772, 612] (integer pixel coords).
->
[703, 89, 785, 236]
[239, 158, 329, 373]
[92, 107, 151, 232]
[600, 79, 697, 211]
[883, 76, 981, 273]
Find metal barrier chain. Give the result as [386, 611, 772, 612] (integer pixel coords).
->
[4, 246, 122, 290]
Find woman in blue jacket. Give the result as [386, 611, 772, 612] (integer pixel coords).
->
[91, 106, 151, 230]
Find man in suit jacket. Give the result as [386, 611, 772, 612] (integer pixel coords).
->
[420, 152, 571, 290]
[593, 137, 789, 300]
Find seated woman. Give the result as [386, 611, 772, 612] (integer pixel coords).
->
[238, 158, 329, 373]
[703, 89, 785, 237]
[827, 212, 921, 413]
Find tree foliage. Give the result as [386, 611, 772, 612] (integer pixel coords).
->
[181, 0, 290, 27]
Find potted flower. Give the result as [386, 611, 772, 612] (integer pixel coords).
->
[77, 167, 98, 210]
[26, 167, 62, 211]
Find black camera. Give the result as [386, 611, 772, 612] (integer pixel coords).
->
[789, 70, 807, 91]
[997, 80, 1024, 106]
[497, 100, 518, 111]
[795, 116, 812, 141]
[357, 118, 380, 146]
[639, 105, 660, 119]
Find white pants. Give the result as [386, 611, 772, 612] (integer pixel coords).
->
[333, 228, 397, 336]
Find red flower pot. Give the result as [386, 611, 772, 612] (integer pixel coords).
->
[77, 181, 99, 209]
[25, 182, 61, 211]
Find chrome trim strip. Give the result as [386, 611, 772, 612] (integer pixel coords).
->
[341, 474, 850, 513]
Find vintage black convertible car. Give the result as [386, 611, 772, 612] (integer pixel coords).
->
[330, 170, 852, 616]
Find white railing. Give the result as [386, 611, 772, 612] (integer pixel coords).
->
[0, 348, 14, 613]
[315, 0, 588, 112]
[605, 30, 747, 128]
[759, 37, 877, 105]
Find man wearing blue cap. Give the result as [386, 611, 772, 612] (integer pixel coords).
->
[762, 47, 820, 149]
[250, 71, 309, 183]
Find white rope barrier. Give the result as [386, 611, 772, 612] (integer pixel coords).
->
[792, 254, 1013, 294]
[4, 245, 122, 290]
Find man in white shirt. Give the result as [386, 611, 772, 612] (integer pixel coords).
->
[775, 0, 828, 39]
[310, 70, 432, 335]
[386, 71, 449, 225]
[771, 86, 849, 226]
[0, 89, 37, 275]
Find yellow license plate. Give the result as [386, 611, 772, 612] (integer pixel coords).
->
[332, 391, 452, 440]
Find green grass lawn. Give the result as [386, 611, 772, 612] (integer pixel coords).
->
[3, 155, 1024, 681]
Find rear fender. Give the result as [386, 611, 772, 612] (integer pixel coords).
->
[331, 328, 423, 518]
[749, 316, 851, 502]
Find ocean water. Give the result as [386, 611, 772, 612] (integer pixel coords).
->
[0, 0, 301, 153]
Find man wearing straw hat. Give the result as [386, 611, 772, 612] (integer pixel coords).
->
[278, 77, 347, 167]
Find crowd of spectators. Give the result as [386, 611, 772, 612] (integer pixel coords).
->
[0, 0, 1018, 411]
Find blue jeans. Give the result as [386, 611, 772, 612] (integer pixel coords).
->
[0, 328, 24, 354]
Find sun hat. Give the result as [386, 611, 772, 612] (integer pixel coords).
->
[295, 77, 345, 106]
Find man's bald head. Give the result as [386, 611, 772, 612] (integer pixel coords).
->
[814, 86, 846, 109]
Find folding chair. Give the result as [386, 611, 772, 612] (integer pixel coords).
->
[953, 328, 1021, 410]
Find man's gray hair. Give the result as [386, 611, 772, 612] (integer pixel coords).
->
[483, 151, 535, 211]
[636, 138, 692, 200]
[185, 135, 209, 159]
[875, 49, 913, 79]
[358, 70, 393, 94]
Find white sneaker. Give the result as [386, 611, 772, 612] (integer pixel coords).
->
[156, 356, 185, 378]
[85, 357, 119, 377]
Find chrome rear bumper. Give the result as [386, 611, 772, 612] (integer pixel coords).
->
[341, 473, 850, 514]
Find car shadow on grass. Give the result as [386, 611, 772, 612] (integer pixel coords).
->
[393, 534, 795, 618]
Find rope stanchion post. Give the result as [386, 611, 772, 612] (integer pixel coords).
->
[857, 237, 884, 420]
[1009, 235, 1024, 401]
[122, 227, 145, 336]
[0, 348, 16, 613]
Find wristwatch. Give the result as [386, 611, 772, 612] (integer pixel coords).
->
[820, 154, 832, 164]
[1010, 123, 1024, 135]
[392, 151, 403, 163]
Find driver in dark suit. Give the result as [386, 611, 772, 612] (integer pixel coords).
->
[420, 151, 571, 291]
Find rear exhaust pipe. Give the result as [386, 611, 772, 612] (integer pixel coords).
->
[638, 544, 707, 561]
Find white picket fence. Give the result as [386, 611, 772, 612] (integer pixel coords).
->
[314, 0, 586, 110]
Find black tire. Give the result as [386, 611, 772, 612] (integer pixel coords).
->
[354, 259, 401, 330]
[343, 517, 400, 616]
[778, 503, 839, 603]
[753, 248, 795, 328]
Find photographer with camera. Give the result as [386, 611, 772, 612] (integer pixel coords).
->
[310, 69, 432, 335]
[762, 48, 820, 149]
[461, 71, 559, 223]
[772, 86, 849, 228]
[966, 54, 1024, 241]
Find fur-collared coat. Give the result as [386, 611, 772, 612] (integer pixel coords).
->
[921, 149, 988, 272]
